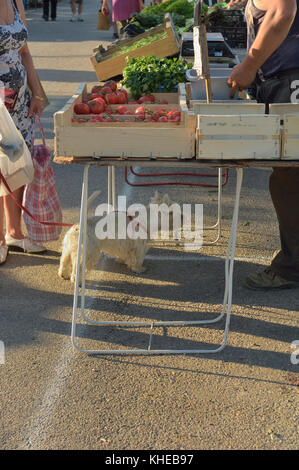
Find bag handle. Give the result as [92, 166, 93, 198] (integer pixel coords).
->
[0, 170, 73, 227]
[31, 114, 47, 148]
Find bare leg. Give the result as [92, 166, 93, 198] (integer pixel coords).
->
[0, 197, 6, 246]
[3, 186, 24, 240]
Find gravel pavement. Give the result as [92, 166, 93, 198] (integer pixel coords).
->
[0, 0, 298, 451]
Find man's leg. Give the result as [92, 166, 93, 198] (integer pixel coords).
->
[43, 0, 49, 20]
[51, 0, 57, 20]
[245, 74, 299, 289]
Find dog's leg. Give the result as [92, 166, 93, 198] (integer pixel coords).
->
[58, 249, 72, 280]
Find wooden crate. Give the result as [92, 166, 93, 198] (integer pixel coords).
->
[192, 101, 265, 116]
[269, 103, 299, 116]
[90, 16, 180, 82]
[196, 114, 281, 160]
[54, 83, 195, 160]
[281, 114, 299, 160]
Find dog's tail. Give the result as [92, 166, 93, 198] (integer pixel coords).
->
[87, 190, 101, 210]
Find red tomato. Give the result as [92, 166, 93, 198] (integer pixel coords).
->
[105, 80, 117, 91]
[105, 92, 119, 105]
[158, 116, 168, 122]
[88, 99, 105, 114]
[117, 106, 128, 115]
[161, 99, 169, 104]
[138, 95, 155, 104]
[90, 85, 100, 94]
[116, 91, 127, 104]
[101, 86, 113, 95]
[93, 96, 106, 107]
[135, 106, 145, 115]
[74, 103, 90, 115]
[119, 88, 128, 100]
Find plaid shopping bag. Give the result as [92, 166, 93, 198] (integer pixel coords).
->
[23, 116, 63, 242]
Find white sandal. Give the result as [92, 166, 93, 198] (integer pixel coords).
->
[0, 245, 8, 265]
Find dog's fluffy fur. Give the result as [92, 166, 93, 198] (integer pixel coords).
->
[58, 191, 173, 282]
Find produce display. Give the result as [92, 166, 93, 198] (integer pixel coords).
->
[140, 0, 203, 19]
[122, 56, 192, 99]
[109, 32, 168, 58]
[72, 80, 181, 125]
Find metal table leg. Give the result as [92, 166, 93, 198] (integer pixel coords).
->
[71, 166, 243, 355]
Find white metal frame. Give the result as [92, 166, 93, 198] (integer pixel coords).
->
[109, 165, 224, 245]
[71, 163, 243, 355]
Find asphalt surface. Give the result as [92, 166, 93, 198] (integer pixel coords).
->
[0, 0, 298, 451]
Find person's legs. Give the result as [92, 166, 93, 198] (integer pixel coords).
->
[70, 0, 76, 20]
[43, 0, 49, 20]
[244, 73, 299, 289]
[77, 0, 83, 21]
[3, 187, 24, 240]
[50, 0, 57, 20]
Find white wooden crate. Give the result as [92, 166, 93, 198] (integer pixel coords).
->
[196, 114, 281, 160]
[281, 114, 299, 160]
[269, 103, 299, 116]
[54, 83, 195, 159]
[192, 101, 265, 116]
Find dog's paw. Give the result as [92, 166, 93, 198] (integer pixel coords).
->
[58, 270, 70, 280]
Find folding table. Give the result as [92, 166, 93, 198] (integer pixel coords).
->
[54, 157, 299, 355]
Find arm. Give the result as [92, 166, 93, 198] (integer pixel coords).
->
[16, 0, 44, 116]
[138, 0, 144, 9]
[228, 0, 297, 96]
[102, 0, 109, 16]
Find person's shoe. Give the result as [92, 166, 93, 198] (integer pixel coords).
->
[243, 268, 299, 290]
[70, 15, 76, 22]
[5, 235, 46, 254]
[51, 17, 56, 21]
[77, 16, 84, 22]
[43, 15, 48, 21]
[0, 245, 8, 265]
[113, 33, 119, 39]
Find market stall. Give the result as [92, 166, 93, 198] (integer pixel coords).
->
[53, 0, 299, 354]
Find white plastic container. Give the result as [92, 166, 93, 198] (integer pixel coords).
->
[0, 99, 34, 196]
[186, 68, 238, 100]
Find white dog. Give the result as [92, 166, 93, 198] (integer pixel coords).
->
[58, 191, 175, 282]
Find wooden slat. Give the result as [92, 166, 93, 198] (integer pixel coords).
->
[55, 127, 195, 159]
[282, 114, 299, 159]
[269, 103, 299, 116]
[192, 102, 264, 116]
[196, 114, 281, 160]
[198, 114, 280, 136]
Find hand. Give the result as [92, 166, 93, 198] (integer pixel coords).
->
[102, 5, 109, 16]
[29, 95, 44, 117]
[139, 0, 144, 10]
[227, 61, 258, 98]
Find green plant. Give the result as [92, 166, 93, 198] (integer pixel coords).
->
[122, 55, 192, 99]
[110, 32, 168, 58]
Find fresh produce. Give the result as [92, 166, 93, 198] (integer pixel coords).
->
[122, 55, 192, 99]
[129, 11, 186, 29]
[73, 81, 181, 124]
[74, 103, 90, 115]
[109, 32, 168, 58]
[140, 0, 205, 19]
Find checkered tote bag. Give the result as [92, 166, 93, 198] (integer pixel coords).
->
[23, 117, 62, 242]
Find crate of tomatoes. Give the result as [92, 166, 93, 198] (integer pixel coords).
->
[54, 80, 195, 160]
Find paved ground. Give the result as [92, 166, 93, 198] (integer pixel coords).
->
[0, 0, 298, 451]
